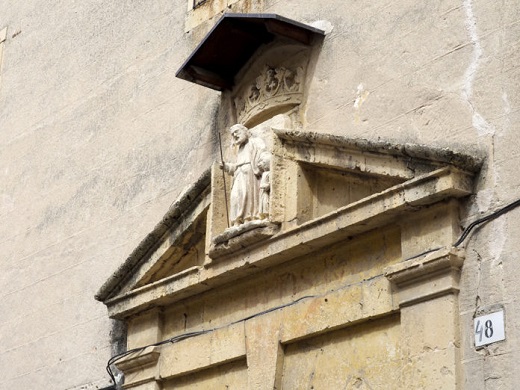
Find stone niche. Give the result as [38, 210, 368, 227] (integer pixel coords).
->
[97, 13, 483, 390]
[232, 45, 310, 127]
[96, 128, 482, 389]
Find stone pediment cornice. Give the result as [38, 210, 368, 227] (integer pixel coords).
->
[96, 131, 483, 319]
[95, 169, 211, 303]
[274, 129, 483, 175]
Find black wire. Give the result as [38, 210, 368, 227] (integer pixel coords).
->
[454, 197, 520, 247]
[404, 247, 444, 262]
[105, 295, 315, 385]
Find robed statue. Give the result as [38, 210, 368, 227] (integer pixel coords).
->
[220, 124, 268, 227]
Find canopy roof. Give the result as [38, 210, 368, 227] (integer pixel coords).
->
[176, 13, 325, 91]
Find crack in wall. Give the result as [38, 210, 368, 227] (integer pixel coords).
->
[462, 0, 495, 136]
[473, 250, 482, 314]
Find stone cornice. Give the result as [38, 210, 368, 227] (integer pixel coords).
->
[95, 168, 211, 302]
[274, 129, 484, 174]
[103, 166, 474, 319]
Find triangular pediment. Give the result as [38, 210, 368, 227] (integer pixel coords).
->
[96, 130, 482, 319]
[132, 205, 207, 290]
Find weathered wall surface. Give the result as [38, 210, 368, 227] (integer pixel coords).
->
[1, 0, 519, 389]
[243, 0, 520, 386]
[0, 2, 219, 389]
[157, 227, 403, 389]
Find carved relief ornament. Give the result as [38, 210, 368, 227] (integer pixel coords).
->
[234, 65, 305, 125]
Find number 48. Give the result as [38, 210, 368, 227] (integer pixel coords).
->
[474, 311, 505, 347]
[475, 319, 494, 343]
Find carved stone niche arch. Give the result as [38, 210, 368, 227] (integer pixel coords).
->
[230, 42, 313, 128]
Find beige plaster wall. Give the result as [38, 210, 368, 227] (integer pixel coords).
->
[0, 1, 218, 389]
[1, 0, 519, 389]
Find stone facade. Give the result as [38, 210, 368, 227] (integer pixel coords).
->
[1, 1, 520, 390]
[98, 127, 481, 388]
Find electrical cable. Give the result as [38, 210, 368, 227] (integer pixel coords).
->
[453, 197, 520, 247]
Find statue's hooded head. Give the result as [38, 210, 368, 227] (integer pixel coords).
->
[258, 152, 271, 172]
[229, 124, 249, 146]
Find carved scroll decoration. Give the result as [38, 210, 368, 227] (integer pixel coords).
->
[234, 66, 305, 125]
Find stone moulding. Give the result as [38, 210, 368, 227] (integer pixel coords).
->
[210, 220, 280, 258]
[385, 247, 465, 307]
[104, 266, 201, 309]
[116, 346, 161, 373]
[96, 131, 483, 320]
[213, 220, 278, 245]
[273, 129, 483, 174]
[101, 165, 477, 319]
[114, 346, 161, 389]
[95, 169, 211, 303]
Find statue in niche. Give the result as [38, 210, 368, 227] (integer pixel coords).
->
[257, 151, 271, 220]
[220, 124, 267, 227]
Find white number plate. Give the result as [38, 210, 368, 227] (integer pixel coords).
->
[474, 311, 505, 347]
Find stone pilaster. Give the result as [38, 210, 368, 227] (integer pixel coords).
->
[386, 248, 464, 389]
